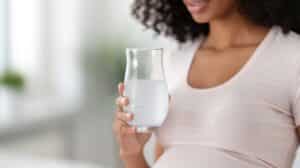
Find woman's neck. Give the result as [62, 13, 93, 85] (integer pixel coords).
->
[206, 12, 270, 50]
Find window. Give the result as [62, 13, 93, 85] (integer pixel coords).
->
[9, 0, 42, 85]
[0, 0, 8, 72]
[8, 0, 82, 106]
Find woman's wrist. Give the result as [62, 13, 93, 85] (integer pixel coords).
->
[120, 148, 143, 160]
[122, 151, 149, 168]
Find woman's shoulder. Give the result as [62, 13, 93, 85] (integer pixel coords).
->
[276, 27, 300, 53]
[272, 27, 300, 85]
[268, 26, 300, 68]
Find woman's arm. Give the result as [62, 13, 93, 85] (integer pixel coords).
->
[155, 142, 165, 162]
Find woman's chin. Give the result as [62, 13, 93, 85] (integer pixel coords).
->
[191, 15, 211, 23]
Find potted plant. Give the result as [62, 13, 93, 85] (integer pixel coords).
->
[0, 70, 25, 91]
[0, 70, 25, 123]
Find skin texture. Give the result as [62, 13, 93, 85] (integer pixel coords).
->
[113, 0, 300, 167]
[182, 0, 237, 24]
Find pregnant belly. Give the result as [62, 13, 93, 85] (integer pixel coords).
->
[153, 145, 267, 168]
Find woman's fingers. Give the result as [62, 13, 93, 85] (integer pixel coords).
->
[114, 120, 136, 144]
[113, 120, 124, 141]
[121, 126, 136, 137]
[116, 111, 134, 123]
[113, 117, 131, 140]
[115, 96, 129, 112]
[118, 83, 125, 96]
[113, 111, 134, 139]
[115, 96, 129, 107]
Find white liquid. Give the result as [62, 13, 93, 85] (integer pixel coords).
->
[124, 80, 169, 128]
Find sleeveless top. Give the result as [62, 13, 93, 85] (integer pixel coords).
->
[153, 26, 300, 168]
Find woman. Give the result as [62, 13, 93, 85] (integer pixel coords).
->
[113, 0, 300, 167]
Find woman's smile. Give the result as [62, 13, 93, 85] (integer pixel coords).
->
[183, 0, 209, 14]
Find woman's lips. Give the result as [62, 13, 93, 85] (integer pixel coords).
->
[184, 0, 208, 13]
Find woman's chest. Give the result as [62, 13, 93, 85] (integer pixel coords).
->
[157, 73, 294, 144]
[188, 47, 256, 89]
[168, 75, 291, 124]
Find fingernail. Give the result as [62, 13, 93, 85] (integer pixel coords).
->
[121, 99, 126, 105]
[126, 113, 132, 119]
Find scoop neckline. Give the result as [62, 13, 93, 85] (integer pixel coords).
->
[185, 26, 279, 93]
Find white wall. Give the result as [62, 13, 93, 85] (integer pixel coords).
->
[0, 0, 7, 72]
[9, 0, 42, 84]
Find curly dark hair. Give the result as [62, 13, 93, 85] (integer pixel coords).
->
[131, 0, 300, 43]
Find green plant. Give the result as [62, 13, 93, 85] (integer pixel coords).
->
[0, 70, 25, 91]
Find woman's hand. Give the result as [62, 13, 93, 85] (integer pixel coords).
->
[113, 82, 152, 161]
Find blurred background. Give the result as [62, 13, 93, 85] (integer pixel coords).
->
[0, 0, 299, 168]
[0, 0, 172, 167]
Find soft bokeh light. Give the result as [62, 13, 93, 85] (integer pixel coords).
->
[0, 0, 170, 167]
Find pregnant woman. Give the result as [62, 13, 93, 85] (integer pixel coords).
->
[113, 0, 300, 167]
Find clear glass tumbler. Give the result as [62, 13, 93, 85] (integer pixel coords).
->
[124, 48, 169, 133]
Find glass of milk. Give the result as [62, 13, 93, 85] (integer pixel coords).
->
[124, 48, 169, 133]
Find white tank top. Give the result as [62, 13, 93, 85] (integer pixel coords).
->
[154, 26, 300, 168]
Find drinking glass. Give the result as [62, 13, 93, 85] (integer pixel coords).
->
[124, 48, 169, 133]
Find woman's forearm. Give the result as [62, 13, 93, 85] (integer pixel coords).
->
[123, 153, 149, 168]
